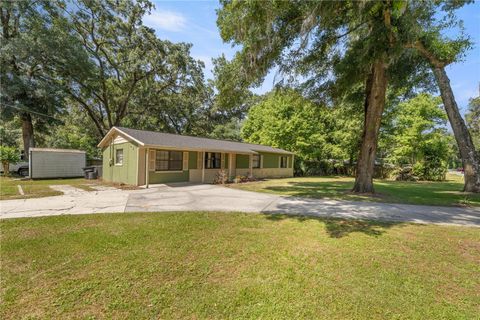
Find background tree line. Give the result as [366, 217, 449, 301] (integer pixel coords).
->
[0, 0, 253, 160]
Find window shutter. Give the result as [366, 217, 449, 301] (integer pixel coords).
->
[148, 150, 156, 171]
[183, 152, 188, 170]
[260, 155, 263, 169]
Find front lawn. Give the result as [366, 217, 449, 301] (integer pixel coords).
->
[0, 177, 107, 200]
[230, 174, 480, 207]
[1, 212, 479, 319]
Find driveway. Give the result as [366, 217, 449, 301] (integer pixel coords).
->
[1, 183, 479, 227]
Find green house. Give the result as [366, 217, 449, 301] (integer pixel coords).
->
[98, 127, 294, 186]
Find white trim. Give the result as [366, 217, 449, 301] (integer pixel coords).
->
[202, 152, 205, 183]
[97, 127, 145, 147]
[145, 148, 150, 188]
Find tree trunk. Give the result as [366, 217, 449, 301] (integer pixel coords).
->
[433, 67, 480, 193]
[352, 58, 388, 193]
[21, 112, 35, 161]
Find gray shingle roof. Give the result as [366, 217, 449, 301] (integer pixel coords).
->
[114, 127, 293, 155]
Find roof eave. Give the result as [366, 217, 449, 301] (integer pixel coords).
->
[97, 127, 145, 148]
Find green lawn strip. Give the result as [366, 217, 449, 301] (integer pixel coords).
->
[230, 175, 480, 207]
[1, 212, 479, 319]
[0, 177, 107, 200]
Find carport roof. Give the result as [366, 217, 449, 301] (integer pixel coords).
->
[98, 127, 293, 155]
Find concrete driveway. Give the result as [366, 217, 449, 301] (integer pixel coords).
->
[1, 183, 479, 227]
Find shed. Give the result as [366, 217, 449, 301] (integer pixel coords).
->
[29, 148, 86, 179]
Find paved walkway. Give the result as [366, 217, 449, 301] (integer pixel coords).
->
[1, 183, 479, 227]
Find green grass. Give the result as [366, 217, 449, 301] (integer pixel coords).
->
[0, 177, 105, 200]
[230, 174, 480, 207]
[1, 212, 479, 319]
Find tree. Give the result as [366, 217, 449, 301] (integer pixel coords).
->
[242, 89, 361, 171]
[403, 1, 480, 192]
[466, 96, 480, 150]
[217, 1, 431, 193]
[0, 146, 20, 176]
[59, 0, 207, 137]
[387, 93, 447, 164]
[0, 1, 84, 159]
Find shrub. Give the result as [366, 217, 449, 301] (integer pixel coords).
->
[412, 160, 447, 181]
[0, 146, 20, 176]
[213, 170, 228, 184]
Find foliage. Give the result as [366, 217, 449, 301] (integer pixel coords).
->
[0, 146, 20, 175]
[0, 0, 85, 154]
[54, 0, 207, 137]
[42, 106, 102, 160]
[466, 96, 480, 150]
[242, 89, 361, 167]
[0, 121, 21, 147]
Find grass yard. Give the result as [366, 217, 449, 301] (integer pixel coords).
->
[230, 174, 480, 207]
[1, 212, 479, 319]
[0, 176, 104, 200]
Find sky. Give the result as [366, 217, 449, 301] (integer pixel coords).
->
[144, 0, 480, 114]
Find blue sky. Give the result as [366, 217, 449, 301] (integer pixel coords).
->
[145, 0, 480, 114]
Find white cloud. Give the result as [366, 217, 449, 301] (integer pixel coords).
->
[143, 9, 186, 32]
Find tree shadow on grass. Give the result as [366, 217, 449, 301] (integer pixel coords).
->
[263, 213, 405, 238]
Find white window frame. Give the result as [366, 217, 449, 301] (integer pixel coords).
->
[115, 149, 124, 166]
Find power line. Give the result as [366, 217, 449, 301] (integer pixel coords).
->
[1, 103, 62, 121]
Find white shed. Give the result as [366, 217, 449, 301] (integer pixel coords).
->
[29, 148, 86, 179]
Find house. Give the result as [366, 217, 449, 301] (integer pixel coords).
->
[98, 127, 294, 186]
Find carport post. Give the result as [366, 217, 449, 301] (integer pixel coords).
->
[145, 148, 149, 188]
[249, 154, 253, 178]
[228, 153, 232, 179]
[202, 151, 205, 183]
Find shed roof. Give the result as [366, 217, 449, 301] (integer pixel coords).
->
[98, 127, 293, 155]
[29, 148, 86, 154]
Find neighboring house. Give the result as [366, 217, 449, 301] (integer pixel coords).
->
[98, 127, 294, 186]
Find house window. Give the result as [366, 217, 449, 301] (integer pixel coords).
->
[155, 150, 183, 171]
[280, 156, 288, 168]
[115, 149, 124, 165]
[205, 152, 221, 169]
[252, 154, 261, 168]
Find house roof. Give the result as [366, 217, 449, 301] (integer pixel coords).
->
[98, 127, 293, 155]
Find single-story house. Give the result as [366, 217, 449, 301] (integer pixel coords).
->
[98, 127, 294, 186]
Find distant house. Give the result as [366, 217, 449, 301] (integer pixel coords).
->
[98, 127, 294, 186]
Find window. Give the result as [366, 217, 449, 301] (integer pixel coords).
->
[252, 154, 261, 168]
[205, 152, 221, 169]
[155, 150, 183, 171]
[280, 156, 288, 168]
[115, 149, 124, 165]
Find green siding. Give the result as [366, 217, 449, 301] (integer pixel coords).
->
[288, 155, 293, 168]
[188, 151, 197, 169]
[224, 153, 228, 169]
[102, 142, 138, 185]
[261, 153, 280, 168]
[149, 170, 189, 184]
[236, 154, 250, 169]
